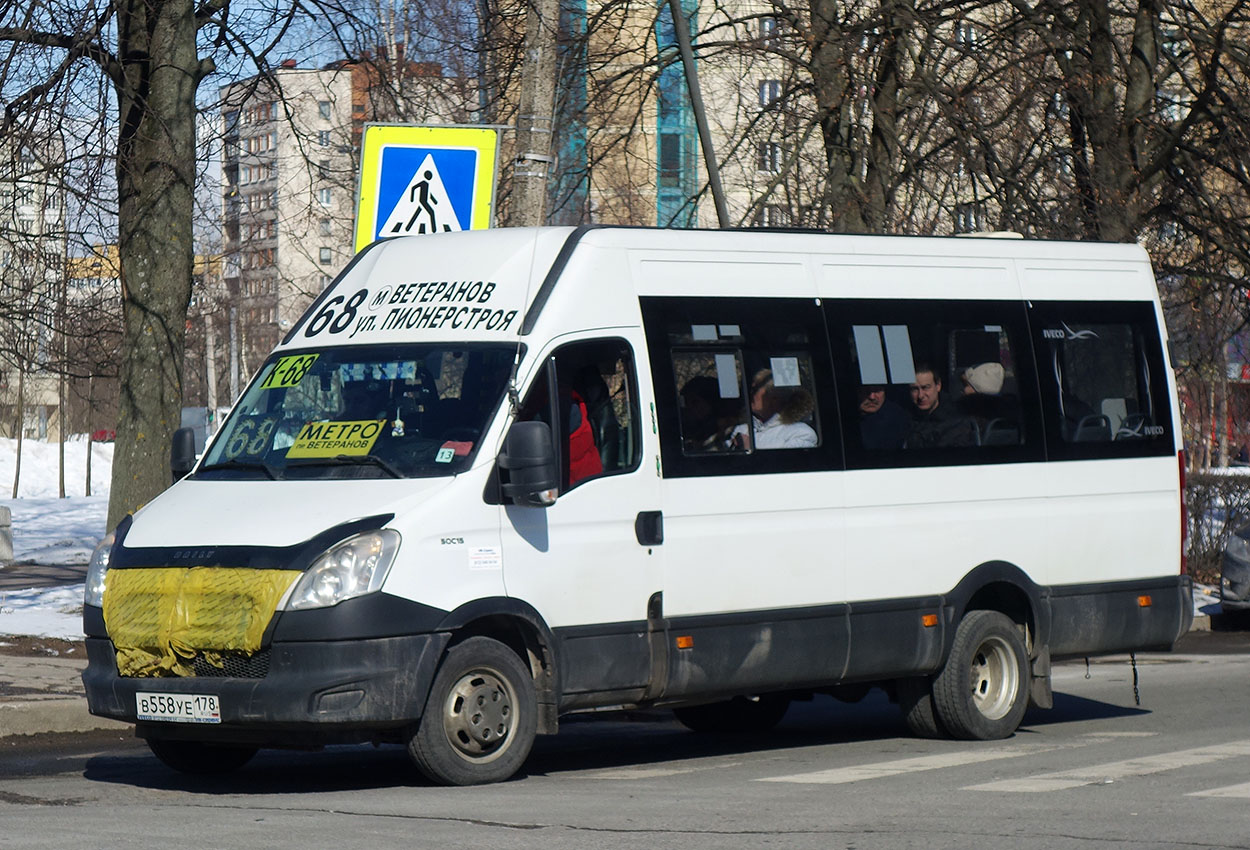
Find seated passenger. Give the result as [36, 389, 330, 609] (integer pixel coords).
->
[679, 376, 725, 450]
[858, 384, 908, 450]
[565, 387, 603, 485]
[730, 368, 818, 450]
[960, 362, 1004, 397]
[905, 364, 977, 449]
[956, 362, 1006, 424]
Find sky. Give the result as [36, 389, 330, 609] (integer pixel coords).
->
[0, 436, 1224, 642]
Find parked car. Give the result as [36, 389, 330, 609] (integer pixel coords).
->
[1222, 528, 1250, 610]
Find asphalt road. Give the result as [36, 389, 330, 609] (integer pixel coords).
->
[1, 634, 1248, 849]
[0, 562, 87, 591]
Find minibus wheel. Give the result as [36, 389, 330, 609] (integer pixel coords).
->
[897, 677, 945, 738]
[931, 610, 1028, 740]
[146, 739, 257, 774]
[672, 694, 790, 734]
[407, 636, 538, 786]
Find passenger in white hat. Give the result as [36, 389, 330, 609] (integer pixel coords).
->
[961, 362, 1005, 396]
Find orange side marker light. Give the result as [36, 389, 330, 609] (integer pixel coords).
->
[921, 613, 939, 628]
[675, 635, 694, 649]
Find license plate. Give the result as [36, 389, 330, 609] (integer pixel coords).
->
[136, 692, 221, 724]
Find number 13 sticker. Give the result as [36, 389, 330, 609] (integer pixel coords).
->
[260, 354, 319, 390]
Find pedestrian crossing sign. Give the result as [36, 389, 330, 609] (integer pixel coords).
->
[355, 125, 499, 253]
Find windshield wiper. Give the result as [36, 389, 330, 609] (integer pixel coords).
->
[286, 454, 404, 479]
[196, 459, 279, 480]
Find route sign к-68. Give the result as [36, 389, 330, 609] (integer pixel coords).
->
[354, 125, 499, 253]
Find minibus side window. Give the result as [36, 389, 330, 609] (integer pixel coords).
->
[1030, 303, 1172, 457]
[667, 322, 822, 454]
[517, 339, 641, 491]
[829, 299, 1043, 469]
[641, 295, 840, 478]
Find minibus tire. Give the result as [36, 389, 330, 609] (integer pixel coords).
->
[931, 610, 1028, 740]
[672, 694, 790, 734]
[897, 677, 945, 738]
[146, 739, 258, 774]
[407, 636, 537, 786]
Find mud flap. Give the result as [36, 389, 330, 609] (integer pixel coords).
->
[1029, 646, 1053, 709]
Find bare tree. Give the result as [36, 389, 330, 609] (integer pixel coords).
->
[0, 0, 377, 529]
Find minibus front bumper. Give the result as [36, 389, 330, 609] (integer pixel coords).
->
[82, 631, 451, 745]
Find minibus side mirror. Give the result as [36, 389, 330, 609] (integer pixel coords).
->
[499, 420, 558, 507]
[171, 427, 198, 480]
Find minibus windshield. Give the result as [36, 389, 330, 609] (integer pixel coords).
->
[197, 343, 517, 480]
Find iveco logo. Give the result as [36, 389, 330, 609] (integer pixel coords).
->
[171, 549, 216, 562]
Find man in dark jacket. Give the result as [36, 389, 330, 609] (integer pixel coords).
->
[858, 385, 908, 450]
[905, 364, 977, 449]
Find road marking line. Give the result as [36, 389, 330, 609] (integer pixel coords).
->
[757, 744, 1060, 785]
[965, 740, 1250, 792]
[1188, 782, 1250, 799]
[579, 761, 743, 780]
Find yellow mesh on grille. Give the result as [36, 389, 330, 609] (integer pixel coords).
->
[102, 567, 301, 678]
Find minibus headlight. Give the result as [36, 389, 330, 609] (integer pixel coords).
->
[85, 532, 115, 608]
[285, 530, 401, 611]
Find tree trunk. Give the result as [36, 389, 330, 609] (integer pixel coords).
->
[58, 365, 65, 499]
[85, 375, 93, 497]
[809, 0, 864, 232]
[1218, 346, 1230, 467]
[106, 0, 201, 531]
[11, 366, 23, 499]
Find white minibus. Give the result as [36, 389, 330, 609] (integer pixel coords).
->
[83, 226, 1192, 785]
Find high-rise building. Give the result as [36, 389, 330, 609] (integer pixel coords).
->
[218, 59, 469, 380]
[0, 138, 68, 439]
[219, 64, 357, 376]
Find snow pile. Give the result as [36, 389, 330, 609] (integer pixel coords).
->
[0, 435, 111, 565]
[3, 498, 108, 565]
[0, 435, 113, 498]
[0, 584, 86, 641]
[0, 436, 112, 638]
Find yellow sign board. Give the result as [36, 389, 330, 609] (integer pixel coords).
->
[354, 125, 499, 253]
[259, 354, 319, 390]
[287, 420, 386, 458]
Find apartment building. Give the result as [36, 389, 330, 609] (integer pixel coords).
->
[219, 64, 357, 375]
[218, 59, 471, 377]
[0, 139, 68, 439]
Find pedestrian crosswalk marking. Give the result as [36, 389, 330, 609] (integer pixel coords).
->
[964, 740, 1250, 792]
[757, 743, 1063, 785]
[580, 761, 743, 781]
[378, 154, 463, 236]
[1188, 782, 1250, 799]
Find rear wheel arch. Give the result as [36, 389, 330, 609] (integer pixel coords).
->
[948, 561, 1049, 658]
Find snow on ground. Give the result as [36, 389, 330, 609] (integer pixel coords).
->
[0, 434, 113, 499]
[0, 436, 111, 639]
[0, 584, 88, 642]
[3, 497, 109, 566]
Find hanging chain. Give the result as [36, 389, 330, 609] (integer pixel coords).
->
[1130, 652, 1140, 706]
